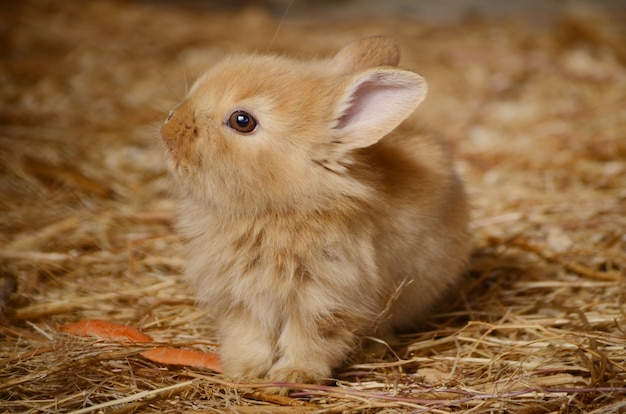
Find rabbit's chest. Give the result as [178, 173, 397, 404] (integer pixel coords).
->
[182, 204, 381, 306]
[184, 215, 315, 291]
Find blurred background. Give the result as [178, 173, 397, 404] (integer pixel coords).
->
[140, 0, 626, 22]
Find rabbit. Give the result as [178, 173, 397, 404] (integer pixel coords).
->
[160, 36, 470, 391]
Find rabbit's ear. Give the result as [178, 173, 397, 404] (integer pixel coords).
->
[332, 36, 400, 71]
[330, 68, 427, 150]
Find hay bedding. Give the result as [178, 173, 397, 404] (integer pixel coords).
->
[1, 0, 625, 412]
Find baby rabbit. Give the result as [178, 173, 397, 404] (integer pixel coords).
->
[161, 36, 469, 390]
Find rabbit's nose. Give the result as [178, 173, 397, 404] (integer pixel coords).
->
[160, 116, 177, 145]
[161, 108, 187, 140]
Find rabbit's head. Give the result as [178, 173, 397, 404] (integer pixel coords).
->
[161, 37, 427, 214]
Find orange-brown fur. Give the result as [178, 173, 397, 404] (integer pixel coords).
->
[161, 36, 470, 390]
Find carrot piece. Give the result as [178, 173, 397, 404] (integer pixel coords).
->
[62, 319, 222, 372]
[61, 319, 153, 343]
[141, 347, 222, 372]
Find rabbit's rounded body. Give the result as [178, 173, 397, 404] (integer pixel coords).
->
[162, 37, 469, 388]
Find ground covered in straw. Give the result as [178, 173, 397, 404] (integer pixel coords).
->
[1, 1, 625, 412]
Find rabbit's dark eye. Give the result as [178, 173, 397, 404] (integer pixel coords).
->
[227, 110, 257, 134]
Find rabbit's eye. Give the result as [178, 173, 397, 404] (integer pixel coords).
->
[227, 110, 257, 134]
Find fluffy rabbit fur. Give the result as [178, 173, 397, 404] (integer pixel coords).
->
[161, 36, 470, 389]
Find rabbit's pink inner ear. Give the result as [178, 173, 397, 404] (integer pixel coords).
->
[332, 69, 427, 149]
[334, 79, 404, 129]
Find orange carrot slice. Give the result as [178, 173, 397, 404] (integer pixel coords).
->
[62, 319, 222, 372]
[61, 319, 153, 343]
[141, 347, 222, 372]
